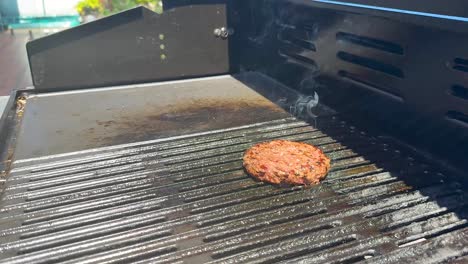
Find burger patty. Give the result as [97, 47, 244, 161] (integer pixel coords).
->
[243, 140, 330, 186]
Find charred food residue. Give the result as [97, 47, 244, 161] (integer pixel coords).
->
[15, 96, 27, 117]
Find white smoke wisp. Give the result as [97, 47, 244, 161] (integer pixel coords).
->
[290, 92, 319, 118]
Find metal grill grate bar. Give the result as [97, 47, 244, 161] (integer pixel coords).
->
[0, 117, 466, 264]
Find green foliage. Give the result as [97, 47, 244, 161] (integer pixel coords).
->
[111, 0, 162, 13]
[76, 0, 103, 16]
[76, 0, 162, 16]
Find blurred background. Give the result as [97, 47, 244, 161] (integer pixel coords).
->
[0, 0, 162, 99]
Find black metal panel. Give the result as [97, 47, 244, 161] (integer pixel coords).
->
[286, 0, 468, 34]
[320, 0, 468, 18]
[27, 5, 230, 91]
[237, 0, 468, 171]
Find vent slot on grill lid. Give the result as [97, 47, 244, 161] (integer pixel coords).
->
[279, 48, 317, 68]
[337, 52, 404, 78]
[281, 35, 316, 52]
[450, 85, 468, 100]
[453, 58, 468, 73]
[298, 21, 319, 33]
[338, 70, 403, 102]
[446, 111, 468, 127]
[278, 28, 317, 51]
[336, 32, 404, 55]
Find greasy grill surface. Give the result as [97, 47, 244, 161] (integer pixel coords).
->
[0, 117, 467, 263]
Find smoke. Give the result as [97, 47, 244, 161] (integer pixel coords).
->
[290, 92, 319, 118]
[249, 0, 294, 46]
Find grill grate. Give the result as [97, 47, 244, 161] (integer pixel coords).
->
[0, 117, 466, 263]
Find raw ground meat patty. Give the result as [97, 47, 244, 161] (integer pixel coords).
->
[243, 140, 331, 185]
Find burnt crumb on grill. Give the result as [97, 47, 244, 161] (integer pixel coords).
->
[15, 96, 27, 117]
[243, 140, 331, 186]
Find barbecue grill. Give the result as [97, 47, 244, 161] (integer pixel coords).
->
[0, 0, 467, 263]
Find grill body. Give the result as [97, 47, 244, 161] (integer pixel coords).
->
[0, 1, 467, 263]
[0, 75, 467, 263]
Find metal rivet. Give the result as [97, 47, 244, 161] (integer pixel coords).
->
[214, 27, 233, 38]
[214, 28, 222, 37]
[161, 54, 167, 60]
[159, 34, 165, 40]
[160, 44, 165, 50]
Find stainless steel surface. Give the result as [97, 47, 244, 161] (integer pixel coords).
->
[0, 96, 8, 116]
[0, 117, 466, 263]
[13, 75, 289, 160]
